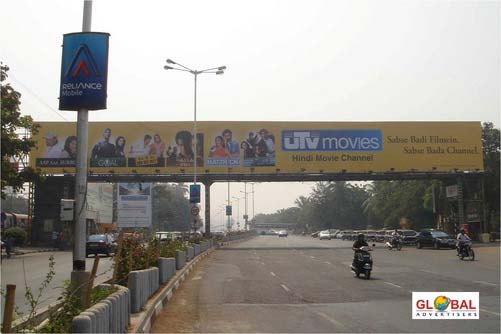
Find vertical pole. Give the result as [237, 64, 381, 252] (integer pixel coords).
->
[457, 177, 465, 231]
[227, 180, 230, 230]
[252, 183, 255, 226]
[204, 181, 211, 237]
[481, 178, 488, 234]
[2, 284, 16, 333]
[72, 0, 92, 306]
[244, 182, 248, 230]
[193, 74, 197, 184]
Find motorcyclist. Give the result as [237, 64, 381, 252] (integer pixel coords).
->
[391, 229, 400, 247]
[456, 229, 471, 256]
[352, 233, 369, 265]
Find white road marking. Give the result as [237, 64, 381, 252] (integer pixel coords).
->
[324, 261, 332, 265]
[474, 280, 498, 287]
[310, 256, 315, 259]
[261, 262, 265, 265]
[480, 308, 501, 317]
[419, 269, 437, 274]
[270, 272, 276, 277]
[384, 281, 402, 289]
[315, 311, 345, 328]
[192, 276, 203, 280]
[281, 284, 291, 292]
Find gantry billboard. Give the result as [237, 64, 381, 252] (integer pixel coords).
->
[30, 121, 483, 174]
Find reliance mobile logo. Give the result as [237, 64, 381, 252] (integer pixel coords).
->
[65, 44, 101, 78]
[281, 129, 382, 151]
[412, 292, 479, 319]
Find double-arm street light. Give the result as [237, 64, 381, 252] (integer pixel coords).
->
[232, 196, 244, 229]
[163, 59, 226, 184]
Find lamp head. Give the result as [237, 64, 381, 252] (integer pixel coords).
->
[166, 59, 175, 64]
[216, 70, 224, 75]
[164, 65, 173, 70]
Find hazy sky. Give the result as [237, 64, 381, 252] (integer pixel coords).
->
[1, 0, 499, 224]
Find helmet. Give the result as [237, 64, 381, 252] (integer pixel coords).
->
[357, 233, 365, 239]
[460, 229, 465, 234]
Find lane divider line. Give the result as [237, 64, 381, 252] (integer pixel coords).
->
[419, 269, 437, 274]
[281, 284, 291, 292]
[324, 261, 332, 265]
[480, 308, 501, 317]
[384, 281, 402, 289]
[270, 272, 276, 277]
[315, 311, 345, 328]
[474, 280, 498, 287]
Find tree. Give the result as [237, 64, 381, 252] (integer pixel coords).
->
[152, 183, 191, 231]
[1, 64, 39, 199]
[482, 122, 500, 230]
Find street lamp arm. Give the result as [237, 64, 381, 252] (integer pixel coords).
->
[200, 66, 226, 72]
[166, 59, 193, 72]
[164, 66, 191, 72]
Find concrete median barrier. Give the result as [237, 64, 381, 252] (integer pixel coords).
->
[128, 267, 159, 313]
[158, 257, 176, 284]
[71, 284, 130, 333]
[175, 250, 186, 270]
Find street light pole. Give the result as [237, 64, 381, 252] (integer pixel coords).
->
[164, 60, 226, 237]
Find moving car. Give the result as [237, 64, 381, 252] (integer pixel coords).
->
[311, 231, 320, 238]
[278, 230, 288, 237]
[416, 229, 456, 249]
[86, 234, 116, 257]
[342, 230, 354, 240]
[399, 229, 418, 245]
[319, 230, 331, 240]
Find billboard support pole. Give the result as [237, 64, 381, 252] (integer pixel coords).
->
[71, 0, 92, 307]
[204, 181, 212, 237]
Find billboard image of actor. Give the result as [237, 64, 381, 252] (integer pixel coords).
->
[222, 129, 240, 157]
[42, 131, 63, 158]
[59, 136, 77, 159]
[91, 128, 116, 158]
[115, 136, 126, 157]
[166, 131, 204, 167]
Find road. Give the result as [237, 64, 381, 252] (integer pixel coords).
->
[152, 235, 500, 333]
[1, 251, 114, 319]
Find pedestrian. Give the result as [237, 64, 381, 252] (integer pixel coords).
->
[52, 230, 58, 249]
[4, 235, 14, 258]
[58, 231, 65, 250]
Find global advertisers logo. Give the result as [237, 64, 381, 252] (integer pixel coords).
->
[59, 32, 110, 111]
[281, 129, 382, 152]
[412, 292, 479, 319]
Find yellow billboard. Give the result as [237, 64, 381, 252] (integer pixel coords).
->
[30, 121, 483, 174]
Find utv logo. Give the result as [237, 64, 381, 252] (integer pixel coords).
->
[281, 129, 382, 151]
[64, 44, 101, 78]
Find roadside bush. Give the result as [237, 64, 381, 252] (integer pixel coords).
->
[159, 239, 186, 258]
[4, 226, 27, 246]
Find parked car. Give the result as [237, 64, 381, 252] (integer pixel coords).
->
[86, 234, 116, 257]
[384, 230, 394, 242]
[375, 230, 386, 242]
[342, 230, 353, 240]
[399, 229, 418, 245]
[278, 230, 288, 238]
[416, 229, 456, 249]
[311, 231, 320, 238]
[319, 230, 331, 240]
[366, 230, 377, 242]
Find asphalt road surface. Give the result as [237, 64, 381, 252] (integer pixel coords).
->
[1, 251, 114, 319]
[152, 235, 500, 333]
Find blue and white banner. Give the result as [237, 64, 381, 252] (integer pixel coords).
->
[59, 32, 110, 111]
[117, 183, 152, 228]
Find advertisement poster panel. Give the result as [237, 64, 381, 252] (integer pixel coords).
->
[59, 32, 110, 111]
[117, 183, 152, 228]
[30, 121, 484, 174]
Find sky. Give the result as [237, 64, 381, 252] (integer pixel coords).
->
[1, 0, 500, 225]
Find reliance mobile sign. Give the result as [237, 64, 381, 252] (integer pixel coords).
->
[59, 32, 110, 111]
[282, 129, 382, 151]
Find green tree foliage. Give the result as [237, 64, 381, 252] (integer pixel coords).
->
[1, 64, 39, 199]
[152, 183, 191, 231]
[481, 122, 500, 229]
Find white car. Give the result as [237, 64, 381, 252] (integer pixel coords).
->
[319, 230, 331, 240]
[278, 230, 288, 237]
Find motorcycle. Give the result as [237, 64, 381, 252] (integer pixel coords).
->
[458, 241, 475, 261]
[351, 245, 373, 279]
[385, 237, 402, 251]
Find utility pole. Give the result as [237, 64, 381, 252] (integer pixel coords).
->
[71, 0, 92, 307]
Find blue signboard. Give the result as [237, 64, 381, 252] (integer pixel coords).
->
[59, 32, 110, 111]
[226, 205, 232, 216]
[189, 184, 201, 203]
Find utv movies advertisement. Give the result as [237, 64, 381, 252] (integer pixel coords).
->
[30, 121, 484, 174]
